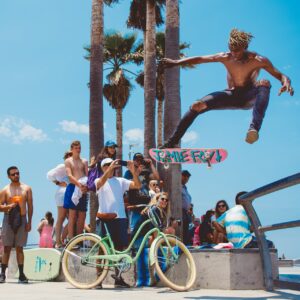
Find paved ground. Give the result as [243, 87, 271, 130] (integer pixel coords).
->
[1, 280, 300, 300]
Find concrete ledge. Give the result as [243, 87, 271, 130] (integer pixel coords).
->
[8, 248, 278, 289]
[190, 248, 278, 289]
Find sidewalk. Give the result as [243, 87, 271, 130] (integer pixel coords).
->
[1, 280, 300, 300]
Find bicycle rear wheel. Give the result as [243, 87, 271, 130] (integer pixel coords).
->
[153, 236, 196, 291]
[62, 234, 109, 289]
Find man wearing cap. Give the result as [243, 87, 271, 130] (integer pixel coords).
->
[182, 170, 192, 245]
[95, 158, 141, 287]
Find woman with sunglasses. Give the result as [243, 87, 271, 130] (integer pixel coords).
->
[148, 180, 160, 198]
[135, 192, 170, 287]
[212, 200, 229, 243]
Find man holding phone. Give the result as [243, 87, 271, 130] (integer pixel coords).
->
[95, 158, 141, 287]
[124, 153, 159, 241]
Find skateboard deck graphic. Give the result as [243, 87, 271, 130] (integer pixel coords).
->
[15, 248, 61, 281]
[149, 148, 228, 168]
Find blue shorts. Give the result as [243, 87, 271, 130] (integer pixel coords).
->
[63, 184, 88, 212]
[99, 218, 128, 249]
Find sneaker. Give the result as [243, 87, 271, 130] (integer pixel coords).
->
[111, 274, 130, 288]
[0, 273, 6, 283]
[18, 274, 29, 284]
[245, 129, 259, 144]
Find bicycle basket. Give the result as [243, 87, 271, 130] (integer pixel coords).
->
[147, 205, 163, 229]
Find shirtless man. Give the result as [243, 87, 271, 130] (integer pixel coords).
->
[0, 166, 33, 283]
[161, 28, 294, 147]
[63, 140, 88, 240]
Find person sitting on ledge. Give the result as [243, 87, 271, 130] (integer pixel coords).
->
[214, 192, 274, 249]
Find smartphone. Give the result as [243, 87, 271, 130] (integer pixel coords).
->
[118, 160, 128, 167]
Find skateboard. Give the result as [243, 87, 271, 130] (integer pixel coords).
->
[149, 148, 228, 169]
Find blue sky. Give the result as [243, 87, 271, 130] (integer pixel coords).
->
[0, 0, 299, 258]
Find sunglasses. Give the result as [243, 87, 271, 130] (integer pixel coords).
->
[10, 172, 20, 177]
[151, 183, 158, 186]
[160, 197, 169, 202]
[103, 163, 112, 167]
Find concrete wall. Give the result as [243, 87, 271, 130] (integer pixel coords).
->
[8, 248, 278, 290]
[191, 248, 278, 290]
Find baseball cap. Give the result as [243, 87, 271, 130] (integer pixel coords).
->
[182, 170, 191, 177]
[133, 152, 144, 160]
[101, 158, 113, 168]
[105, 140, 118, 147]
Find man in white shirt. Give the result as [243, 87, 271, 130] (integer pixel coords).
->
[94, 158, 141, 288]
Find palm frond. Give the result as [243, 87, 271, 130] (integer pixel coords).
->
[103, 74, 133, 109]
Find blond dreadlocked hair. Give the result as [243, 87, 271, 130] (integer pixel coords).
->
[229, 28, 254, 50]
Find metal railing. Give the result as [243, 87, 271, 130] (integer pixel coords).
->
[238, 172, 300, 291]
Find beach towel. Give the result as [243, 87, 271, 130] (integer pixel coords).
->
[71, 176, 88, 206]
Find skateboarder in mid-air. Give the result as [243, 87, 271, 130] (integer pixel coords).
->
[160, 28, 294, 147]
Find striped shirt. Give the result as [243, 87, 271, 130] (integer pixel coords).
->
[217, 205, 252, 248]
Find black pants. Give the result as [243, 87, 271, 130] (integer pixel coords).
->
[166, 85, 271, 146]
[182, 209, 190, 245]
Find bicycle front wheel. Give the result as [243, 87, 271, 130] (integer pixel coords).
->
[153, 236, 196, 291]
[62, 234, 109, 289]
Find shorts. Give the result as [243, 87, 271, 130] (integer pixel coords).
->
[63, 184, 88, 212]
[99, 218, 128, 249]
[2, 214, 28, 247]
[55, 187, 66, 207]
[244, 236, 274, 249]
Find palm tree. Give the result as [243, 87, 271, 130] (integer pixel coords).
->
[102, 32, 139, 164]
[144, 0, 157, 156]
[127, 0, 165, 156]
[164, 0, 182, 235]
[87, 31, 140, 161]
[135, 32, 189, 147]
[88, 0, 119, 233]
[89, 0, 104, 161]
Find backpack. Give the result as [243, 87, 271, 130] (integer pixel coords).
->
[87, 163, 102, 192]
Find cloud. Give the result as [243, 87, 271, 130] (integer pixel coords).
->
[0, 117, 48, 144]
[182, 131, 198, 144]
[124, 128, 144, 145]
[59, 120, 89, 134]
[282, 65, 292, 70]
[282, 99, 300, 107]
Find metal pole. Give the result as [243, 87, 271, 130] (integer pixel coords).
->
[242, 201, 274, 291]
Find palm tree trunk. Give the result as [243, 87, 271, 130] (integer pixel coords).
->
[144, 0, 156, 157]
[164, 0, 182, 237]
[89, 0, 104, 233]
[157, 99, 163, 147]
[116, 108, 123, 177]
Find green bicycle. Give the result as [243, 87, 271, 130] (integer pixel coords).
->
[61, 205, 196, 291]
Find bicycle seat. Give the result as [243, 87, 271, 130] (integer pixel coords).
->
[96, 212, 117, 221]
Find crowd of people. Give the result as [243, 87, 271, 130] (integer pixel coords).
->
[0, 139, 273, 286]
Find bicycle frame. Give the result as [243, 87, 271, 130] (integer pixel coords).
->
[81, 218, 180, 269]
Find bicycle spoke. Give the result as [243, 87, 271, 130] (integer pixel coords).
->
[62, 234, 109, 289]
[154, 236, 196, 291]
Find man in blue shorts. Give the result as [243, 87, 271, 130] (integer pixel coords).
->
[95, 158, 141, 288]
[63, 141, 88, 240]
